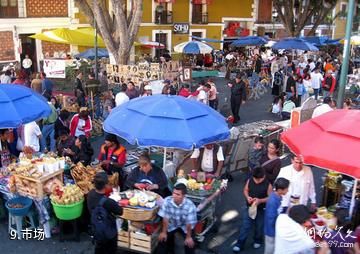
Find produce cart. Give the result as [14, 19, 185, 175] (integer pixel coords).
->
[171, 173, 228, 243]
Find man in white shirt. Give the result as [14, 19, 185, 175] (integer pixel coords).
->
[274, 205, 316, 254]
[312, 97, 334, 118]
[276, 154, 316, 210]
[197, 83, 211, 105]
[307, 59, 316, 72]
[24, 121, 42, 152]
[310, 68, 323, 100]
[115, 83, 129, 107]
[191, 143, 224, 177]
[298, 57, 307, 76]
[22, 54, 32, 76]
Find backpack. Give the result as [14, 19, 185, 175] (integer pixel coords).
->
[90, 196, 117, 242]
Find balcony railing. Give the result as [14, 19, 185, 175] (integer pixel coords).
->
[155, 11, 173, 24]
[192, 12, 208, 24]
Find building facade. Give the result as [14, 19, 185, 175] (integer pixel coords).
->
[254, 0, 339, 39]
[333, 0, 360, 39]
[136, 0, 255, 54]
[0, 0, 256, 68]
[0, 0, 85, 70]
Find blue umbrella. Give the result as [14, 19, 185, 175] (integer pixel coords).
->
[272, 38, 319, 51]
[230, 36, 268, 47]
[103, 95, 230, 150]
[75, 48, 109, 59]
[301, 36, 329, 47]
[0, 84, 51, 128]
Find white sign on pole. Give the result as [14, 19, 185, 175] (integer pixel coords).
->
[43, 59, 66, 78]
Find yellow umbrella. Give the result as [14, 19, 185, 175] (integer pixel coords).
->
[30, 27, 106, 47]
[340, 35, 360, 46]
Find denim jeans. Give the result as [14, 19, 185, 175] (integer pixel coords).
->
[235, 207, 265, 249]
[322, 90, 331, 98]
[313, 88, 319, 100]
[40, 123, 56, 152]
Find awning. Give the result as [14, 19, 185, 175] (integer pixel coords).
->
[30, 27, 106, 47]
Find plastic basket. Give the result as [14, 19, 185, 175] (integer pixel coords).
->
[51, 199, 84, 220]
[5, 196, 33, 216]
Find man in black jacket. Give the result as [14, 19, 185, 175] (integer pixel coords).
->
[87, 172, 122, 254]
[74, 72, 86, 107]
[228, 73, 247, 123]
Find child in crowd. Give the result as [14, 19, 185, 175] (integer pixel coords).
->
[264, 178, 290, 254]
[248, 137, 266, 175]
[281, 96, 296, 120]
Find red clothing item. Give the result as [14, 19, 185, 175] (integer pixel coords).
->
[322, 75, 336, 94]
[178, 88, 199, 98]
[69, 114, 92, 138]
[98, 144, 126, 167]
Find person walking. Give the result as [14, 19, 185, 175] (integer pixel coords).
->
[74, 72, 86, 107]
[233, 167, 272, 252]
[228, 73, 247, 124]
[40, 99, 57, 152]
[40, 72, 54, 100]
[276, 154, 316, 211]
[264, 178, 290, 254]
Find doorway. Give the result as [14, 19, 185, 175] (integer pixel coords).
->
[155, 33, 168, 59]
[19, 34, 37, 74]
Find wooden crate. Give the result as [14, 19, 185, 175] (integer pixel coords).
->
[14, 169, 64, 199]
[118, 230, 130, 248]
[130, 230, 159, 253]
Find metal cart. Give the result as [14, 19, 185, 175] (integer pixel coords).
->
[187, 188, 224, 242]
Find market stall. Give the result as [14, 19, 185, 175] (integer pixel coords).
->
[103, 94, 230, 252]
[281, 110, 360, 221]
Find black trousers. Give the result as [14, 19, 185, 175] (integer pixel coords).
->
[230, 96, 242, 122]
[209, 99, 218, 110]
[95, 237, 117, 254]
[156, 228, 195, 254]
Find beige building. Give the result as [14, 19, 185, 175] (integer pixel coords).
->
[333, 0, 360, 39]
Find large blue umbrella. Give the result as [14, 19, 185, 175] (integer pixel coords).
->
[230, 36, 268, 47]
[103, 95, 230, 150]
[75, 48, 109, 59]
[272, 38, 319, 51]
[0, 84, 51, 128]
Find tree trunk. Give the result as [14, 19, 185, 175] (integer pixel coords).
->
[75, 0, 143, 65]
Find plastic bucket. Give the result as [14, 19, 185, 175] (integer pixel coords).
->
[6, 196, 33, 216]
[51, 199, 84, 220]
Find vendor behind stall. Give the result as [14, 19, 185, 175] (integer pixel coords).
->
[0, 129, 14, 167]
[126, 153, 169, 197]
[65, 135, 93, 166]
[191, 143, 224, 177]
[97, 134, 126, 188]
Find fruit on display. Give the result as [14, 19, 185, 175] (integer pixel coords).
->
[113, 190, 158, 208]
[129, 197, 139, 206]
[50, 184, 84, 205]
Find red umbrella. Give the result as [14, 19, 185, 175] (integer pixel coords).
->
[281, 109, 360, 178]
[281, 109, 360, 216]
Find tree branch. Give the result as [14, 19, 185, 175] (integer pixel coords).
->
[92, 0, 117, 54]
[128, 0, 143, 45]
